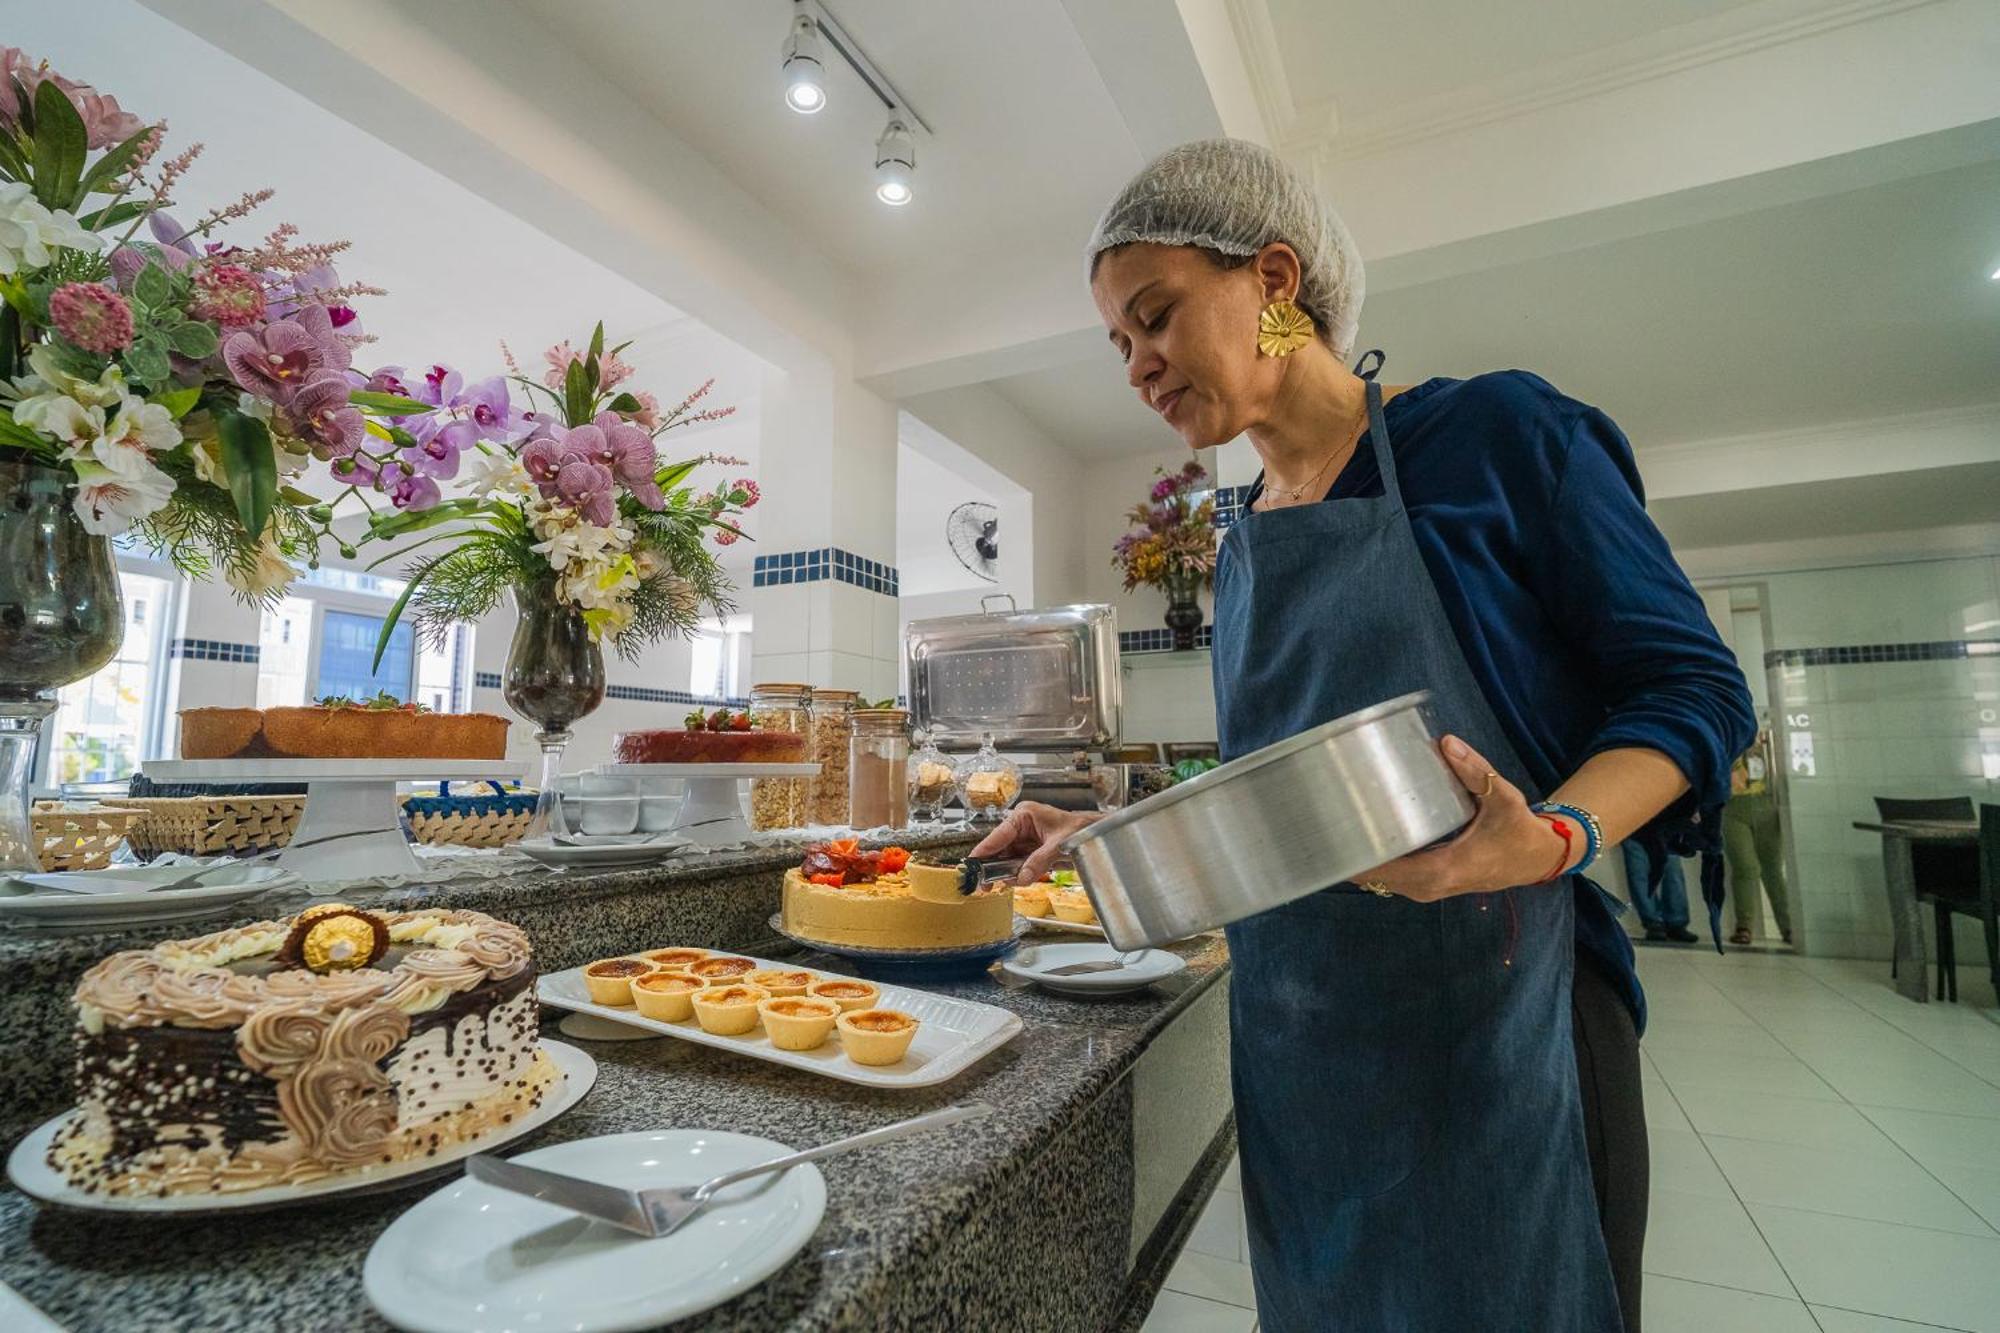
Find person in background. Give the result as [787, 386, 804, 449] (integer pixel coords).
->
[1620, 838, 1698, 943]
[1724, 725, 1791, 945]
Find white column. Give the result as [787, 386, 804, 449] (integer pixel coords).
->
[160, 580, 265, 758]
[748, 365, 902, 700]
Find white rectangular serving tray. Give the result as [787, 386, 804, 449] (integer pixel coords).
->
[539, 954, 1022, 1089]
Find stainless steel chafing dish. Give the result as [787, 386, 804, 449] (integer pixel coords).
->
[904, 597, 1120, 752]
[1065, 692, 1475, 950]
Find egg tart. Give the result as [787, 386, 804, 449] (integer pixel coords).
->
[836, 1008, 920, 1066]
[1051, 888, 1097, 924]
[630, 970, 704, 1022]
[690, 983, 771, 1036]
[758, 995, 841, 1050]
[807, 978, 881, 1013]
[687, 956, 757, 982]
[584, 957, 656, 1005]
[745, 968, 814, 997]
[639, 947, 710, 970]
[1014, 884, 1053, 918]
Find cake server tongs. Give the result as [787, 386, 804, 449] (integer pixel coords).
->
[955, 857, 1027, 894]
[464, 1101, 994, 1237]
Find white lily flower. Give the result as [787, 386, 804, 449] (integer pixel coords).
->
[0, 182, 101, 276]
[70, 458, 176, 536]
[13, 391, 105, 445]
[225, 534, 298, 599]
[84, 396, 183, 478]
[25, 347, 126, 407]
[459, 452, 533, 499]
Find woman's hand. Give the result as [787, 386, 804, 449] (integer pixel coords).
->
[1354, 736, 1575, 901]
[968, 802, 1104, 885]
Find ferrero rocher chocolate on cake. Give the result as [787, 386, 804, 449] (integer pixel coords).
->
[51, 904, 553, 1196]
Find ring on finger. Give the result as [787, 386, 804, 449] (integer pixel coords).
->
[1362, 880, 1392, 897]
[1476, 770, 1499, 799]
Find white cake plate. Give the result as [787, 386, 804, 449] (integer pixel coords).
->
[142, 758, 527, 886]
[594, 762, 818, 846]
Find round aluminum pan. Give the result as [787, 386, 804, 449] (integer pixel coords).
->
[1063, 692, 1475, 950]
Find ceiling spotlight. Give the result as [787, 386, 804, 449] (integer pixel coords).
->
[875, 116, 915, 206]
[781, 8, 826, 114]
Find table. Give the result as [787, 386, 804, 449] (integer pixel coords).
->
[0, 834, 1235, 1332]
[1851, 819, 1979, 1003]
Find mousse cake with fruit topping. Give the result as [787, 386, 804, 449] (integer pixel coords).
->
[611, 708, 808, 765]
[781, 841, 1014, 950]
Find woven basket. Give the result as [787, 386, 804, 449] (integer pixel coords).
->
[122, 795, 306, 859]
[401, 781, 537, 849]
[29, 802, 143, 872]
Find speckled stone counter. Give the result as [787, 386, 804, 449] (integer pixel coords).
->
[0, 835, 1236, 1332]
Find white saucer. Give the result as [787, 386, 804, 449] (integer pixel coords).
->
[511, 838, 685, 869]
[7, 1041, 595, 1215]
[998, 942, 1186, 995]
[364, 1128, 826, 1333]
[0, 864, 297, 930]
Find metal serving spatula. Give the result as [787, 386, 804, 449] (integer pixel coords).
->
[464, 1100, 994, 1238]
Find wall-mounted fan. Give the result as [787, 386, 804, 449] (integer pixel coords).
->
[946, 501, 1000, 584]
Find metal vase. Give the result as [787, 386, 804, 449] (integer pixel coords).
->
[503, 583, 605, 838]
[0, 451, 125, 871]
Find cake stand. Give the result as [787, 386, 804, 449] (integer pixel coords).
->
[141, 758, 527, 885]
[594, 762, 819, 846]
[767, 912, 1028, 982]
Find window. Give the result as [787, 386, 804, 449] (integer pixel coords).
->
[37, 570, 172, 791]
[687, 616, 751, 700]
[316, 610, 414, 702]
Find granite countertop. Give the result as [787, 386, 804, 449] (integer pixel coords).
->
[0, 927, 1231, 1332]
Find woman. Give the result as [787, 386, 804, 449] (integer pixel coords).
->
[1725, 724, 1791, 945]
[973, 140, 1753, 1332]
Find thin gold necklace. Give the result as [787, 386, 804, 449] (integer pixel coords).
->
[1259, 407, 1367, 507]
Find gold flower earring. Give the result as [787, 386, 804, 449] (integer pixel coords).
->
[1257, 299, 1315, 358]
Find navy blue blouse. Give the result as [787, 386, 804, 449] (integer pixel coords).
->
[1250, 369, 1756, 1029]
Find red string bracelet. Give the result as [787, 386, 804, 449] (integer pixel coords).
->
[1533, 814, 1573, 885]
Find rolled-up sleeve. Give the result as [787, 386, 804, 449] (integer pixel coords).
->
[1538, 407, 1755, 814]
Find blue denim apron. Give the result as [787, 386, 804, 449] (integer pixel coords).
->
[1213, 379, 1622, 1331]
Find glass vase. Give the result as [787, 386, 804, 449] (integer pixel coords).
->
[0, 451, 125, 871]
[1162, 569, 1204, 652]
[502, 582, 605, 840]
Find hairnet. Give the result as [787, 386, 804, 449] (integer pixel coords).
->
[1085, 138, 1364, 358]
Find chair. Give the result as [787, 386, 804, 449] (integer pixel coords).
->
[1874, 795, 1981, 1001]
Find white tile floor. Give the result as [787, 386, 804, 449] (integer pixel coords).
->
[1145, 948, 2000, 1332]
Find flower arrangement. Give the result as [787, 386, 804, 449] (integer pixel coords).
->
[0, 45, 423, 598]
[1112, 460, 1217, 593]
[345, 323, 754, 664]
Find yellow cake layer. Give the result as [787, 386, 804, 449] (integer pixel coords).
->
[781, 867, 1012, 949]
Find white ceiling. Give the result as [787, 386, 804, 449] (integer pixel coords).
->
[514, 0, 1146, 282]
[984, 152, 2000, 458]
[22, 0, 701, 378]
[1651, 460, 2000, 549]
[1265, 0, 1762, 126]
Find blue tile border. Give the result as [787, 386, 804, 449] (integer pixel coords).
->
[1765, 640, 1999, 669]
[752, 548, 900, 597]
[1211, 485, 1250, 531]
[474, 670, 502, 690]
[1119, 624, 1214, 656]
[474, 670, 744, 709]
[170, 638, 259, 664]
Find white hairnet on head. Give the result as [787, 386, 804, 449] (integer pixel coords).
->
[1086, 138, 1365, 359]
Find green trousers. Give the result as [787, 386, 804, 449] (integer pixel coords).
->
[1723, 791, 1791, 936]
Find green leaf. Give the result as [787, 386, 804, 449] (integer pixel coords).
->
[347, 389, 433, 416]
[370, 560, 434, 673]
[216, 408, 278, 540]
[587, 321, 605, 362]
[363, 525, 471, 570]
[124, 339, 170, 385]
[74, 123, 156, 200]
[29, 81, 87, 210]
[563, 356, 591, 427]
[366, 496, 485, 540]
[605, 392, 642, 415]
[278, 485, 321, 507]
[10, 79, 35, 136]
[151, 385, 201, 419]
[167, 321, 218, 359]
[653, 458, 700, 493]
[0, 131, 31, 182]
[132, 261, 171, 310]
[0, 411, 52, 449]
[76, 200, 147, 232]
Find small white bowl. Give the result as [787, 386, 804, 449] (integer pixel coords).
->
[638, 794, 682, 833]
[568, 796, 639, 836]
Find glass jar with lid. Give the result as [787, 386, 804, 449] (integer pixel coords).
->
[907, 730, 956, 823]
[954, 733, 1022, 823]
[806, 688, 858, 826]
[848, 709, 910, 831]
[747, 682, 810, 830]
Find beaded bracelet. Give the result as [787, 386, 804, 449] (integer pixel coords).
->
[1532, 801, 1602, 877]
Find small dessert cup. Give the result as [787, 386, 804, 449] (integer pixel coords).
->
[807, 978, 881, 1013]
[690, 983, 771, 1036]
[745, 968, 814, 997]
[584, 958, 656, 1005]
[758, 995, 841, 1050]
[836, 1008, 920, 1066]
[630, 971, 704, 1022]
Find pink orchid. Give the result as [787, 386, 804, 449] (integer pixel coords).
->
[589, 411, 662, 508]
[291, 374, 364, 456]
[553, 458, 617, 527]
[388, 472, 441, 511]
[520, 437, 568, 486]
[222, 321, 329, 403]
